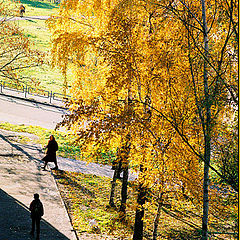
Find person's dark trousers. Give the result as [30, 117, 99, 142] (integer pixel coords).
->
[31, 216, 41, 238]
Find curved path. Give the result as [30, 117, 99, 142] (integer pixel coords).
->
[0, 93, 136, 239]
[0, 127, 136, 239]
[0, 129, 77, 240]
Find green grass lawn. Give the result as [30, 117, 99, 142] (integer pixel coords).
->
[19, 0, 57, 15]
[0, 122, 81, 160]
[53, 170, 130, 236]
[53, 170, 238, 240]
[4, 0, 70, 94]
[0, 122, 114, 164]
[15, 0, 57, 51]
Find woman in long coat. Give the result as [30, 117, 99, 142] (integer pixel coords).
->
[42, 135, 59, 170]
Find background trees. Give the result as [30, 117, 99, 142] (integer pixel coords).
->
[0, 1, 44, 85]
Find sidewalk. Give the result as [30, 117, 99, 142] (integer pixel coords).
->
[0, 129, 77, 240]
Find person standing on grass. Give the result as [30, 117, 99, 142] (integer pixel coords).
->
[30, 193, 44, 240]
[41, 135, 59, 170]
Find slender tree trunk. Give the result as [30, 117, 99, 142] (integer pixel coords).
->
[153, 198, 162, 240]
[119, 88, 132, 219]
[63, 70, 67, 97]
[109, 150, 122, 207]
[133, 165, 146, 240]
[119, 165, 129, 219]
[109, 163, 120, 207]
[133, 90, 151, 239]
[118, 133, 130, 219]
[202, 143, 210, 240]
[201, 0, 211, 239]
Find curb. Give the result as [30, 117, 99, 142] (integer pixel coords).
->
[50, 169, 79, 240]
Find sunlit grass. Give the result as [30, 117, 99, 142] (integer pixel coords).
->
[0, 122, 81, 159]
[53, 170, 135, 238]
[53, 170, 203, 239]
[16, 0, 58, 16]
[0, 122, 114, 164]
[4, 0, 70, 94]
[18, 19, 51, 51]
[53, 169, 238, 239]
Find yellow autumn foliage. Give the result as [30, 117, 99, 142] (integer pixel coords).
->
[48, 0, 238, 236]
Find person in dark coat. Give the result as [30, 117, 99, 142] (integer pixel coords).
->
[30, 193, 44, 240]
[42, 135, 59, 170]
[19, 4, 25, 17]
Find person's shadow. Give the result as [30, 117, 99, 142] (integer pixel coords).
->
[0, 188, 71, 240]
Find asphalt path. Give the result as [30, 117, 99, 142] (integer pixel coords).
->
[0, 95, 136, 239]
[0, 95, 137, 181]
[0, 94, 67, 129]
[0, 129, 77, 240]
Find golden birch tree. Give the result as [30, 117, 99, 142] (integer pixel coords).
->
[48, 0, 237, 238]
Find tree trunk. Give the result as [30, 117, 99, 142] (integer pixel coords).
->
[201, 0, 211, 239]
[109, 150, 122, 208]
[133, 165, 146, 240]
[133, 86, 151, 239]
[109, 163, 120, 207]
[119, 133, 131, 219]
[152, 200, 162, 240]
[119, 165, 129, 219]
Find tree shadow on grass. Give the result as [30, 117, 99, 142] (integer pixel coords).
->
[161, 204, 238, 240]
[162, 228, 202, 240]
[0, 188, 70, 240]
[53, 170, 135, 236]
[20, 0, 58, 10]
[0, 132, 41, 163]
[149, 206, 203, 240]
[53, 170, 96, 198]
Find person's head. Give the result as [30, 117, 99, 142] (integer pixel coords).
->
[34, 193, 39, 200]
[49, 135, 55, 141]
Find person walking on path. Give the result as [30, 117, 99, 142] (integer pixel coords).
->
[19, 4, 25, 17]
[41, 135, 59, 170]
[30, 193, 44, 240]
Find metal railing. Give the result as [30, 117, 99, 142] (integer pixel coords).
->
[2, 81, 25, 93]
[0, 81, 71, 105]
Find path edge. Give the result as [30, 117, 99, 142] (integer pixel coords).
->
[50, 170, 79, 240]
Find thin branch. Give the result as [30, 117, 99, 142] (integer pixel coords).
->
[0, 52, 22, 70]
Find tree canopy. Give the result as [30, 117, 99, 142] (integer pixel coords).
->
[48, 0, 238, 238]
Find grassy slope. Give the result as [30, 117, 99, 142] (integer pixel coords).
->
[0, 122, 81, 160]
[52, 169, 238, 240]
[9, 0, 66, 93]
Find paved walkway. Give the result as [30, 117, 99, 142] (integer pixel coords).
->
[0, 129, 77, 240]
[0, 128, 137, 239]
[0, 94, 66, 129]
